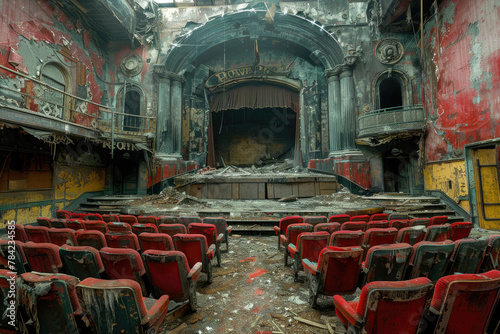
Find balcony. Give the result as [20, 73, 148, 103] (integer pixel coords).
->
[357, 104, 426, 138]
[0, 65, 154, 147]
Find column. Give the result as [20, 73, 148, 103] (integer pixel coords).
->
[153, 65, 184, 159]
[170, 78, 183, 156]
[340, 67, 356, 150]
[325, 68, 341, 154]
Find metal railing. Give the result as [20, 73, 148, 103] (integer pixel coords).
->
[358, 104, 426, 138]
[0, 64, 154, 136]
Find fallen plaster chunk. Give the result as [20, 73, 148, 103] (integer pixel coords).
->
[288, 296, 307, 305]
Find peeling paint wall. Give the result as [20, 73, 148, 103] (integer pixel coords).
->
[422, 0, 500, 162]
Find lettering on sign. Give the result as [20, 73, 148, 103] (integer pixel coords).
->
[206, 65, 288, 88]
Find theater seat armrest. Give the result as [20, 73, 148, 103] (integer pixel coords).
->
[216, 233, 224, 242]
[333, 295, 362, 327]
[302, 259, 318, 275]
[187, 262, 202, 280]
[227, 226, 232, 233]
[288, 244, 297, 256]
[141, 295, 170, 328]
[206, 249, 215, 260]
[273, 226, 280, 235]
[208, 244, 216, 253]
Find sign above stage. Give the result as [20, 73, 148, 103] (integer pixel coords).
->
[206, 65, 290, 88]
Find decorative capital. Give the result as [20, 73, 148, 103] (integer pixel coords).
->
[153, 65, 185, 83]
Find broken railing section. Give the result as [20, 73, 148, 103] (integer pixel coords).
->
[0, 64, 155, 136]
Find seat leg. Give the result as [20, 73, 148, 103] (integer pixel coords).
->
[277, 235, 281, 250]
[284, 248, 289, 266]
[206, 260, 213, 284]
[216, 243, 221, 267]
[308, 273, 319, 309]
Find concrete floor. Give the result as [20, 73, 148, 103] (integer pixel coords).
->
[163, 235, 347, 334]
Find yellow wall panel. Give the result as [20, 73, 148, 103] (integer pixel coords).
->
[424, 160, 469, 212]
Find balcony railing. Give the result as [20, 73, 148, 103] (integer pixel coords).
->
[0, 64, 154, 139]
[357, 104, 426, 138]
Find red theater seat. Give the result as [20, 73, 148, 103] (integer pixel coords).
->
[424, 224, 451, 242]
[55, 209, 72, 219]
[288, 231, 330, 281]
[449, 221, 473, 241]
[396, 226, 426, 245]
[408, 240, 455, 282]
[137, 215, 158, 226]
[14, 224, 28, 242]
[84, 220, 108, 234]
[138, 232, 174, 252]
[350, 215, 370, 222]
[142, 250, 201, 312]
[428, 270, 500, 334]
[203, 217, 232, 252]
[105, 231, 140, 251]
[132, 223, 158, 236]
[48, 228, 77, 246]
[329, 230, 364, 247]
[158, 223, 187, 237]
[188, 223, 223, 266]
[341, 221, 367, 232]
[23, 242, 62, 273]
[75, 230, 107, 250]
[303, 246, 363, 308]
[280, 223, 314, 266]
[117, 215, 138, 225]
[361, 243, 413, 285]
[77, 278, 169, 334]
[369, 213, 388, 221]
[173, 233, 214, 284]
[18, 272, 82, 333]
[25, 225, 51, 243]
[86, 213, 103, 221]
[334, 277, 433, 333]
[273, 216, 303, 250]
[429, 215, 448, 226]
[99, 247, 147, 295]
[447, 238, 488, 275]
[328, 214, 351, 224]
[313, 222, 340, 234]
[102, 214, 119, 223]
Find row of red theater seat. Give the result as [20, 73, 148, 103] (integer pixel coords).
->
[39, 214, 203, 228]
[1, 231, 217, 285]
[332, 269, 500, 333]
[297, 235, 500, 306]
[0, 247, 196, 333]
[279, 223, 473, 266]
[11, 222, 224, 264]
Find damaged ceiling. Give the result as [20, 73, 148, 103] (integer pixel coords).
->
[49, 0, 159, 46]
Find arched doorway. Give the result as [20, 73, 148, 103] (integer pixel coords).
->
[379, 77, 403, 109]
[159, 8, 345, 167]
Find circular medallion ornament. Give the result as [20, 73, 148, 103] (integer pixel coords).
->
[120, 54, 143, 76]
[375, 38, 404, 65]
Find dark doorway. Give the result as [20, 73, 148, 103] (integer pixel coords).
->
[383, 156, 410, 193]
[112, 152, 139, 194]
[123, 90, 141, 131]
[211, 108, 296, 166]
[379, 77, 403, 109]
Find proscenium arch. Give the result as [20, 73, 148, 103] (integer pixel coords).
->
[164, 9, 345, 74]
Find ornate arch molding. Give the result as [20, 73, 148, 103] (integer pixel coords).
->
[164, 10, 345, 74]
[372, 69, 411, 109]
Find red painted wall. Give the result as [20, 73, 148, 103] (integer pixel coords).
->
[423, 0, 500, 161]
[308, 158, 372, 189]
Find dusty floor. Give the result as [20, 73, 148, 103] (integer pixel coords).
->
[163, 235, 348, 334]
